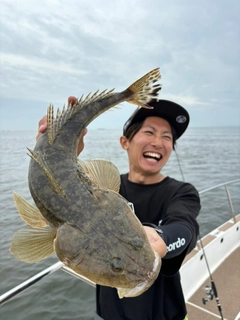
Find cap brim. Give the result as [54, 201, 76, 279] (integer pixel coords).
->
[123, 99, 190, 139]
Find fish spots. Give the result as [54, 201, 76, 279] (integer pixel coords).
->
[130, 237, 144, 249]
[111, 257, 124, 273]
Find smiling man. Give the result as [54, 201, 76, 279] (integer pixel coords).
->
[95, 99, 200, 320]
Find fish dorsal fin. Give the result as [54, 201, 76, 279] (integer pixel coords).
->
[10, 226, 56, 263]
[77, 159, 120, 192]
[13, 192, 48, 228]
[47, 89, 115, 145]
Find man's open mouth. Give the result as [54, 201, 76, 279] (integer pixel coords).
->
[143, 152, 162, 162]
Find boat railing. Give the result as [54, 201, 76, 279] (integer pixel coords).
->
[0, 179, 239, 306]
[198, 178, 240, 223]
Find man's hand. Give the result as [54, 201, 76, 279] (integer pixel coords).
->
[143, 226, 167, 258]
[36, 115, 47, 140]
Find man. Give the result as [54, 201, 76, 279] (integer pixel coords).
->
[37, 98, 200, 320]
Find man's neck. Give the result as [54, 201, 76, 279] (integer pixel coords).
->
[127, 171, 165, 185]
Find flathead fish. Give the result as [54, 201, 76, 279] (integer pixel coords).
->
[10, 68, 162, 298]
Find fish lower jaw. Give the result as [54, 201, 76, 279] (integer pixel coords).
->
[117, 280, 150, 299]
[117, 251, 161, 299]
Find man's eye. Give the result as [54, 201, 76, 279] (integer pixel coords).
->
[163, 135, 172, 140]
[144, 131, 153, 135]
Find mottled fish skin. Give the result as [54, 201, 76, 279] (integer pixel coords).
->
[12, 69, 163, 297]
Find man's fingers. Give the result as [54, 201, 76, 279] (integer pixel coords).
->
[36, 115, 48, 140]
[38, 116, 47, 130]
[68, 96, 78, 105]
[143, 226, 167, 258]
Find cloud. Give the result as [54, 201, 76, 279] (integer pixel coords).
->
[165, 94, 211, 107]
[1, 53, 87, 75]
[0, 0, 239, 130]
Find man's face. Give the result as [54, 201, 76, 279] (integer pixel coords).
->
[120, 117, 173, 178]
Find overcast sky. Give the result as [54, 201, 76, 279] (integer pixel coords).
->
[0, 0, 239, 131]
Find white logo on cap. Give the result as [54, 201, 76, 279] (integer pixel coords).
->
[176, 115, 187, 123]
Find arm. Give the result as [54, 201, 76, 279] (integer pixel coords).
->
[161, 182, 200, 253]
[162, 183, 200, 274]
[143, 223, 192, 259]
[145, 182, 200, 274]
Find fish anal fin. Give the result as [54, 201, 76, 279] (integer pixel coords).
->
[13, 192, 48, 228]
[10, 226, 56, 263]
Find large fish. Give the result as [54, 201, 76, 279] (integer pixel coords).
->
[10, 68, 162, 298]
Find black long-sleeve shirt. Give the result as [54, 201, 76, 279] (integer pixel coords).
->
[96, 175, 201, 320]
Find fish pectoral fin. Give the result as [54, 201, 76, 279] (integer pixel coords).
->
[126, 67, 162, 107]
[77, 159, 98, 187]
[77, 159, 89, 173]
[13, 192, 48, 228]
[82, 159, 120, 192]
[10, 226, 56, 263]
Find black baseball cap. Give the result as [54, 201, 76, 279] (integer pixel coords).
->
[123, 99, 190, 139]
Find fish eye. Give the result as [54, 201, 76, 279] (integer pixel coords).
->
[111, 257, 124, 273]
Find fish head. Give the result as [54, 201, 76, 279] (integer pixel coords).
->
[117, 250, 161, 298]
[54, 206, 161, 297]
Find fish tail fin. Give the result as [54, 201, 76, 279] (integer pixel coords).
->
[13, 192, 48, 228]
[10, 226, 56, 263]
[126, 68, 162, 108]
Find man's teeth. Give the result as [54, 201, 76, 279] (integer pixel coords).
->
[143, 152, 161, 160]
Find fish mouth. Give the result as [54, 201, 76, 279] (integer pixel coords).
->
[117, 251, 161, 298]
[143, 151, 162, 162]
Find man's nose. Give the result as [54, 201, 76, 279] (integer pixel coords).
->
[150, 136, 163, 148]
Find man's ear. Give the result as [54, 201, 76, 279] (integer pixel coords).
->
[120, 136, 129, 150]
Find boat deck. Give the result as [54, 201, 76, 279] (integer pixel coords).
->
[181, 213, 240, 320]
[186, 246, 240, 319]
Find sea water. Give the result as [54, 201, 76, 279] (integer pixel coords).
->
[0, 127, 239, 320]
